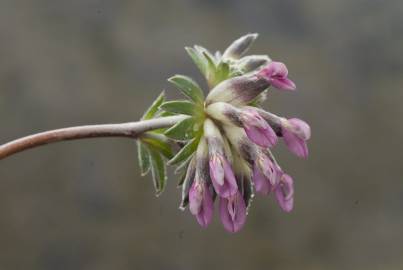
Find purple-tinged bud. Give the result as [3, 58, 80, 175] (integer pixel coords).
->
[252, 153, 278, 195]
[223, 125, 259, 166]
[236, 55, 271, 73]
[222, 33, 258, 60]
[209, 153, 238, 198]
[187, 137, 214, 227]
[206, 103, 277, 148]
[189, 181, 214, 227]
[275, 173, 294, 213]
[258, 62, 296, 91]
[205, 74, 270, 106]
[281, 118, 311, 158]
[240, 108, 277, 148]
[204, 119, 238, 198]
[219, 192, 247, 233]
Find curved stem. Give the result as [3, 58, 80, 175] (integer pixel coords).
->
[0, 115, 188, 160]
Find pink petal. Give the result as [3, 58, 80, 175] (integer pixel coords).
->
[209, 157, 225, 186]
[211, 157, 238, 198]
[275, 174, 294, 212]
[196, 184, 214, 227]
[288, 118, 311, 140]
[219, 192, 247, 233]
[259, 62, 296, 91]
[283, 129, 309, 158]
[252, 164, 270, 195]
[262, 62, 289, 78]
[189, 182, 202, 215]
[270, 78, 296, 91]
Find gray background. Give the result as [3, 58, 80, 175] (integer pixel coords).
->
[0, 0, 402, 269]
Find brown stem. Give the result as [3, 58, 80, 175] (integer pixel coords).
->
[0, 115, 188, 160]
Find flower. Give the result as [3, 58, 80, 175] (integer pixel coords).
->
[236, 55, 271, 73]
[205, 73, 271, 106]
[205, 103, 277, 148]
[239, 108, 277, 148]
[204, 119, 238, 198]
[219, 192, 247, 233]
[281, 118, 311, 158]
[209, 153, 238, 198]
[258, 62, 296, 91]
[252, 153, 278, 195]
[274, 173, 294, 212]
[189, 181, 214, 227]
[147, 33, 311, 233]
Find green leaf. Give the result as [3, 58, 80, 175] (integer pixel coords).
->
[195, 45, 217, 63]
[148, 147, 167, 196]
[174, 154, 194, 175]
[142, 91, 165, 120]
[203, 51, 217, 72]
[164, 117, 196, 141]
[159, 100, 195, 115]
[185, 46, 207, 76]
[168, 75, 204, 104]
[141, 133, 173, 159]
[216, 62, 230, 83]
[168, 135, 201, 165]
[137, 141, 151, 176]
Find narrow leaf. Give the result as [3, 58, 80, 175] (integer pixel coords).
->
[168, 135, 201, 165]
[137, 141, 151, 176]
[179, 157, 196, 210]
[185, 46, 207, 76]
[142, 91, 165, 120]
[164, 117, 196, 141]
[195, 45, 217, 62]
[148, 147, 167, 196]
[141, 133, 173, 159]
[215, 61, 230, 85]
[175, 154, 194, 176]
[160, 100, 195, 115]
[168, 75, 204, 104]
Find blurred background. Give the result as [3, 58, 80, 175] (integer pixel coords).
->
[0, 0, 402, 269]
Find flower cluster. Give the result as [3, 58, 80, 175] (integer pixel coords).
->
[137, 33, 311, 233]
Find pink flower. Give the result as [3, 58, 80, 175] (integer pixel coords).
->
[219, 192, 247, 233]
[189, 181, 214, 227]
[259, 62, 296, 91]
[209, 153, 238, 198]
[252, 154, 279, 195]
[282, 118, 311, 158]
[240, 108, 277, 148]
[275, 173, 294, 212]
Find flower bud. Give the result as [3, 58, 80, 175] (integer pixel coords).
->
[205, 74, 270, 106]
[236, 55, 271, 73]
[281, 118, 311, 158]
[258, 62, 296, 91]
[275, 173, 294, 212]
[189, 180, 214, 227]
[222, 33, 258, 60]
[206, 103, 277, 148]
[188, 138, 214, 227]
[219, 192, 247, 233]
[252, 152, 278, 195]
[204, 119, 238, 198]
[239, 108, 277, 148]
[222, 125, 259, 166]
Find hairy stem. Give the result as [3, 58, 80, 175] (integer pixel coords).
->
[0, 115, 188, 160]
